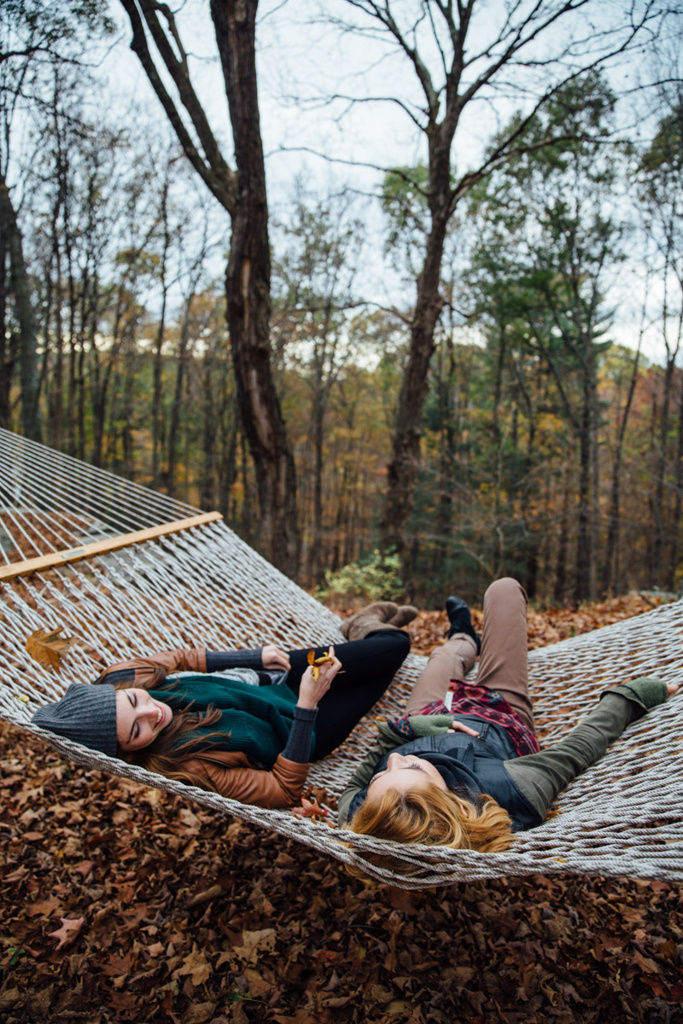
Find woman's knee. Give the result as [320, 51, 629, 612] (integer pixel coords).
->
[387, 628, 411, 659]
[373, 628, 411, 665]
[483, 577, 527, 605]
[344, 628, 410, 667]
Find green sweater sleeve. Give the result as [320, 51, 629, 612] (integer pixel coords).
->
[505, 677, 668, 821]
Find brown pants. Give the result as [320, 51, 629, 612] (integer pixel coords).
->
[404, 577, 534, 733]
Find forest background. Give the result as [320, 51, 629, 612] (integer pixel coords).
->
[1, 0, 682, 607]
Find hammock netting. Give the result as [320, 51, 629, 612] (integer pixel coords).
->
[1, 427, 681, 888]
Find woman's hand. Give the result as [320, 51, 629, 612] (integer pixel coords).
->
[667, 681, 680, 696]
[448, 720, 480, 737]
[262, 645, 291, 671]
[297, 647, 342, 710]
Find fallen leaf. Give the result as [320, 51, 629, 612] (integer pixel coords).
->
[185, 1001, 216, 1023]
[233, 928, 277, 963]
[290, 797, 328, 820]
[48, 916, 84, 950]
[243, 967, 272, 996]
[307, 648, 333, 680]
[26, 896, 62, 917]
[25, 627, 77, 669]
[174, 949, 212, 985]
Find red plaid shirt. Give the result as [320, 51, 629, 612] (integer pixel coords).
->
[391, 679, 540, 757]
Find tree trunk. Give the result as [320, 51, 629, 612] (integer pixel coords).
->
[0, 172, 41, 439]
[152, 174, 170, 489]
[574, 332, 599, 604]
[46, 184, 64, 448]
[651, 356, 675, 586]
[165, 295, 193, 495]
[574, 386, 591, 604]
[218, 417, 238, 518]
[491, 326, 507, 576]
[200, 345, 217, 511]
[120, 320, 139, 482]
[554, 460, 572, 605]
[380, 208, 448, 552]
[91, 280, 123, 468]
[0, 227, 9, 427]
[211, 0, 299, 574]
[120, 0, 300, 572]
[309, 383, 325, 585]
[667, 370, 683, 591]
[432, 335, 456, 580]
[589, 344, 600, 601]
[602, 350, 640, 595]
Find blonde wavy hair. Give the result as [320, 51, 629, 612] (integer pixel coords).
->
[349, 783, 514, 855]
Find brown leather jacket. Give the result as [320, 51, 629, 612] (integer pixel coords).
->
[104, 647, 309, 809]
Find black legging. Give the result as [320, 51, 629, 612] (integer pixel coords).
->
[285, 629, 410, 759]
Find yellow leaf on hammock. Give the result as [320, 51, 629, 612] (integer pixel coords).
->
[25, 627, 77, 670]
[306, 647, 333, 681]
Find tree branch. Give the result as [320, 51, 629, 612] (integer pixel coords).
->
[345, 0, 439, 115]
[118, 0, 236, 213]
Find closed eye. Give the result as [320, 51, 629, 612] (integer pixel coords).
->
[369, 764, 426, 789]
[126, 693, 138, 743]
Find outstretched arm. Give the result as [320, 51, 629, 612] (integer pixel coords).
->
[101, 647, 212, 685]
[103, 643, 295, 686]
[159, 643, 291, 673]
[505, 678, 676, 823]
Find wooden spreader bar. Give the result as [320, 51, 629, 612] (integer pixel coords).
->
[0, 511, 223, 581]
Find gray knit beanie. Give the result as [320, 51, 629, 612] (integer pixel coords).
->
[32, 683, 117, 757]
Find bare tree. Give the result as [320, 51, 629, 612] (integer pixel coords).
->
[273, 185, 364, 583]
[118, 0, 299, 573]
[0, 0, 111, 439]
[0, 171, 40, 437]
[326, 0, 669, 556]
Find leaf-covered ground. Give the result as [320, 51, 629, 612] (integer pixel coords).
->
[1, 593, 681, 1024]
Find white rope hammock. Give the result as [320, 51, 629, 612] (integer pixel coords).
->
[1, 427, 681, 889]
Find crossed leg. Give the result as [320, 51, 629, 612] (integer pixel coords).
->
[404, 633, 477, 715]
[404, 577, 534, 733]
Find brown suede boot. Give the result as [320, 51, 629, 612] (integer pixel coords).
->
[340, 601, 399, 641]
[388, 605, 419, 629]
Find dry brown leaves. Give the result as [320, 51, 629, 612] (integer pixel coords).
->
[1, 595, 681, 1024]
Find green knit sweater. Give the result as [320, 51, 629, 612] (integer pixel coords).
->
[151, 674, 310, 768]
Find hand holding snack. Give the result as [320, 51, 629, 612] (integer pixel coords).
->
[297, 646, 342, 709]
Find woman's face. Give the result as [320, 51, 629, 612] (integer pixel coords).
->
[367, 751, 448, 800]
[115, 689, 173, 752]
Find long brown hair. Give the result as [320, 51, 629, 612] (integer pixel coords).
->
[349, 783, 514, 854]
[98, 663, 226, 794]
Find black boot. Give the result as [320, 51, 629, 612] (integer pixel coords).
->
[445, 596, 481, 654]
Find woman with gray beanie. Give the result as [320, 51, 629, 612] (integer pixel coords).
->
[32, 602, 416, 809]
